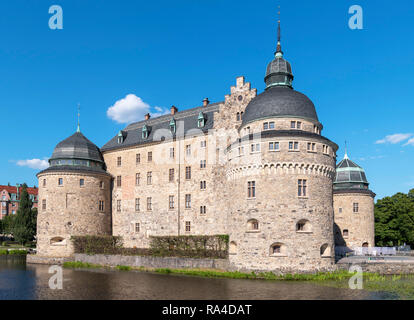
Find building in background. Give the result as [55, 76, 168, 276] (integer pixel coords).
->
[0, 184, 38, 219]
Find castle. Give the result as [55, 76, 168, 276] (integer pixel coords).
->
[35, 22, 375, 273]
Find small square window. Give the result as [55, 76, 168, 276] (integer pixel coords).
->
[80, 179, 84, 186]
[58, 178, 63, 186]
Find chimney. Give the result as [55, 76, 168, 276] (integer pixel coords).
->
[145, 113, 151, 120]
[203, 98, 210, 107]
[170, 105, 178, 115]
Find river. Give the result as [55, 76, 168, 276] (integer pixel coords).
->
[0, 256, 396, 300]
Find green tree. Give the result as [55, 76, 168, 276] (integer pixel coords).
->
[375, 189, 414, 247]
[1, 214, 15, 236]
[13, 184, 37, 245]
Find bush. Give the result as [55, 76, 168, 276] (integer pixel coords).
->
[71, 235, 123, 255]
[8, 250, 27, 255]
[149, 235, 229, 259]
[116, 265, 131, 271]
[0, 250, 8, 255]
[1, 242, 7, 247]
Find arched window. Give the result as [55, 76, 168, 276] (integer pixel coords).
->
[320, 243, 331, 257]
[362, 242, 369, 248]
[247, 219, 259, 231]
[296, 219, 312, 232]
[142, 125, 149, 139]
[198, 112, 205, 128]
[50, 237, 66, 246]
[169, 118, 176, 133]
[229, 241, 237, 255]
[270, 242, 286, 257]
[343, 229, 349, 237]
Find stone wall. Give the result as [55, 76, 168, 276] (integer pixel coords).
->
[74, 253, 230, 270]
[333, 191, 375, 248]
[36, 171, 112, 257]
[337, 262, 414, 275]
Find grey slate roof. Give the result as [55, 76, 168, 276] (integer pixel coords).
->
[241, 86, 319, 126]
[334, 157, 369, 190]
[266, 57, 293, 76]
[101, 102, 222, 152]
[50, 132, 105, 163]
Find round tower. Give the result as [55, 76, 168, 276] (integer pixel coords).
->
[36, 130, 112, 257]
[333, 152, 375, 248]
[225, 22, 338, 273]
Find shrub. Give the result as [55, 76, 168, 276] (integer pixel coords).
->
[116, 265, 131, 271]
[8, 250, 27, 255]
[0, 250, 8, 255]
[71, 235, 123, 255]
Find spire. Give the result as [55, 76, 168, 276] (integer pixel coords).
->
[77, 103, 81, 133]
[344, 141, 349, 159]
[275, 7, 283, 58]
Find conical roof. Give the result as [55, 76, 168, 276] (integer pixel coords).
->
[334, 155, 369, 190]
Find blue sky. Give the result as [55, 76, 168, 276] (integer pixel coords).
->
[1, 0, 413, 200]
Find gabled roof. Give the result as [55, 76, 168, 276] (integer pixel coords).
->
[0, 185, 38, 196]
[101, 102, 222, 152]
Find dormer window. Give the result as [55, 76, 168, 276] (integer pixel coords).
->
[169, 119, 176, 133]
[142, 125, 149, 139]
[197, 112, 205, 128]
[117, 130, 125, 144]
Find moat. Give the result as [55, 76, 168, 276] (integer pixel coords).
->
[0, 256, 401, 300]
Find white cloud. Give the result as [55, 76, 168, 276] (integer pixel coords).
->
[107, 94, 168, 124]
[16, 158, 49, 170]
[375, 133, 412, 144]
[404, 138, 414, 146]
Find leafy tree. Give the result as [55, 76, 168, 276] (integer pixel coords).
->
[13, 184, 37, 245]
[1, 214, 15, 236]
[375, 189, 414, 247]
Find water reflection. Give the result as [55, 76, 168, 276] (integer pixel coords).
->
[0, 257, 394, 300]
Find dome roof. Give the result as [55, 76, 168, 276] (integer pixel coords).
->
[50, 132, 104, 163]
[242, 86, 319, 125]
[334, 155, 369, 190]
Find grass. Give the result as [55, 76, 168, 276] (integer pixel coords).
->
[0, 249, 27, 256]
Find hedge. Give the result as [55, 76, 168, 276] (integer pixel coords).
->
[71, 235, 229, 259]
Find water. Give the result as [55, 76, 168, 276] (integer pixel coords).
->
[0, 256, 396, 300]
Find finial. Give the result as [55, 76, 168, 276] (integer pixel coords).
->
[275, 6, 283, 58]
[344, 140, 349, 159]
[77, 103, 80, 132]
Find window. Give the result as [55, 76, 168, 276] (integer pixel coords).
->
[323, 145, 329, 154]
[100, 181, 104, 189]
[142, 125, 148, 139]
[200, 160, 206, 169]
[148, 151, 152, 162]
[307, 142, 316, 152]
[98, 200, 104, 212]
[251, 143, 260, 152]
[147, 172, 152, 185]
[169, 196, 174, 209]
[298, 179, 307, 197]
[117, 200, 121, 212]
[117, 176, 121, 187]
[200, 181, 206, 190]
[229, 241, 237, 255]
[169, 118, 176, 133]
[170, 148, 174, 158]
[297, 121, 301, 129]
[43, 179, 46, 187]
[200, 140, 206, 148]
[135, 198, 140, 211]
[135, 223, 140, 233]
[320, 244, 331, 257]
[136, 153, 140, 164]
[296, 219, 311, 232]
[42, 199, 46, 210]
[117, 157, 121, 167]
[272, 244, 281, 254]
[269, 142, 280, 151]
[291, 121, 296, 129]
[185, 221, 191, 232]
[185, 166, 191, 180]
[343, 229, 349, 237]
[185, 194, 191, 208]
[247, 219, 259, 231]
[147, 197, 152, 211]
[269, 122, 275, 129]
[200, 206, 206, 215]
[169, 169, 175, 182]
[80, 179, 84, 187]
[236, 112, 241, 121]
[247, 181, 256, 198]
[135, 173, 140, 186]
[198, 111, 205, 128]
[186, 145, 191, 156]
[58, 178, 63, 186]
[238, 146, 244, 156]
[339, 207, 343, 214]
[353, 203, 359, 213]
[289, 141, 299, 151]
